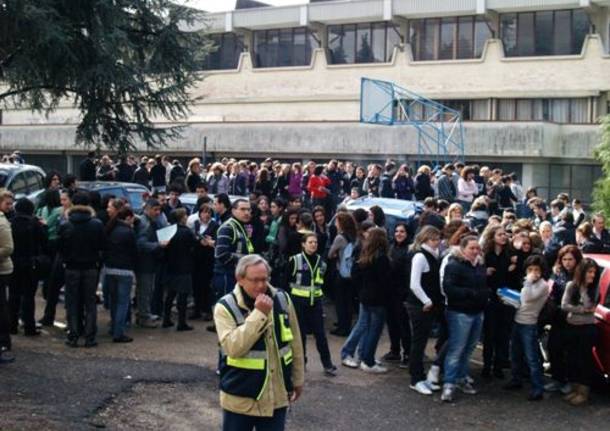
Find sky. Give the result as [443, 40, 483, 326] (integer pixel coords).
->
[178, 0, 306, 13]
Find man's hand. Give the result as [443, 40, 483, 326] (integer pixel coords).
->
[289, 386, 303, 403]
[255, 294, 273, 315]
[487, 267, 496, 276]
[422, 303, 433, 312]
[159, 240, 169, 248]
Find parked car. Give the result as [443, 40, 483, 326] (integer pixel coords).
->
[180, 193, 242, 214]
[333, 196, 423, 235]
[585, 254, 610, 384]
[77, 181, 149, 213]
[0, 163, 46, 199]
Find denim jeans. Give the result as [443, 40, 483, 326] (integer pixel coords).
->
[510, 323, 544, 394]
[341, 304, 386, 367]
[443, 310, 484, 385]
[135, 272, 155, 320]
[223, 408, 287, 431]
[107, 274, 133, 339]
[213, 272, 236, 304]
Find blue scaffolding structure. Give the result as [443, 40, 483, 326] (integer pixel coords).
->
[359, 77, 465, 166]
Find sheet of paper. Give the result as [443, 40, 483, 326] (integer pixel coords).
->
[156, 224, 177, 242]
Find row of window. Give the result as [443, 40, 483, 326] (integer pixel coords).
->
[394, 98, 595, 124]
[201, 8, 593, 70]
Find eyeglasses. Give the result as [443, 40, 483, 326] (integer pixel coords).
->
[244, 277, 269, 284]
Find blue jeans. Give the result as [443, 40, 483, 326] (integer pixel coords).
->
[444, 310, 484, 385]
[213, 272, 237, 304]
[341, 304, 386, 367]
[106, 274, 133, 339]
[223, 408, 287, 431]
[510, 323, 544, 394]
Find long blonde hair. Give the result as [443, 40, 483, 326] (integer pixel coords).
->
[409, 225, 441, 252]
[357, 227, 389, 267]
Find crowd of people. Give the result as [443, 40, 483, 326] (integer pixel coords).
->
[0, 153, 608, 410]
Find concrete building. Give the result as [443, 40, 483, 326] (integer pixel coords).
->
[1, 0, 610, 200]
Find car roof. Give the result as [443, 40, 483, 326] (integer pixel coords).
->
[345, 197, 422, 218]
[180, 193, 242, 204]
[78, 181, 148, 190]
[0, 164, 45, 175]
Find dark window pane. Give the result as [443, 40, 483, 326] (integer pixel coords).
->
[457, 16, 474, 59]
[386, 23, 401, 61]
[474, 16, 492, 57]
[550, 165, 571, 189]
[422, 19, 439, 60]
[356, 23, 373, 63]
[293, 28, 306, 65]
[535, 11, 553, 55]
[328, 25, 346, 64]
[572, 9, 590, 55]
[517, 13, 535, 56]
[343, 24, 356, 63]
[372, 23, 386, 62]
[553, 10, 572, 55]
[254, 31, 266, 67]
[439, 17, 456, 60]
[501, 14, 517, 56]
[516, 99, 533, 120]
[267, 30, 279, 66]
[278, 29, 293, 66]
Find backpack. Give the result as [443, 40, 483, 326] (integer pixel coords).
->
[338, 241, 355, 279]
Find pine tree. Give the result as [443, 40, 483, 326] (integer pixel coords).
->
[592, 115, 610, 217]
[0, 0, 212, 156]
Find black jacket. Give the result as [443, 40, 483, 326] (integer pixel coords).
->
[414, 173, 434, 201]
[166, 224, 198, 275]
[11, 214, 47, 269]
[79, 158, 96, 182]
[380, 174, 394, 198]
[117, 163, 136, 183]
[133, 165, 150, 187]
[58, 206, 105, 270]
[150, 164, 166, 187]
[443, 254, 489, 314]
[193, 219, 219, 267]
[389, 241, 410, 301]
[352, 253, 392, 307]
[104, 221, 137, 270]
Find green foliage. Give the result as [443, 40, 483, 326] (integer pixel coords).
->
[0, 0, 213, 156]
[592, 115, 610, 217]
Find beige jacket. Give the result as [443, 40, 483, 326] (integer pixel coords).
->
[214, 284, 305, 417]
[0, 212, 13, 275]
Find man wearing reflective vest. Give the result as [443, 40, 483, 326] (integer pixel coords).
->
[213, 199, 254, 305]
[215, 254, 304, 431]
[287, 233, 337, 376]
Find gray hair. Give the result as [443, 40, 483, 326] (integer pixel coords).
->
[235, 254, 271, 279]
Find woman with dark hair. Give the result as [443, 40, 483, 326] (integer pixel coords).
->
[190, 203, 218, 321]
[561, 258, 599, 405]
[545, 245, 583, 394]
[307, 165, 331, 214]
[393, 164, 415, 201]
[381, 222, 411, 367]
[369, 205, 386, 229]
[9, 198, 47, 336]
[329, 212, 358, 336]
[576, 222, 603, 253]
[340, 227, 391, 373]
[406, 226, 443, 395]
[312, 206, 329, 258]
[481, 224, 516, 379]
[43, 171, 62, 191]
[104, 207, 137, 342]
[162, 208, 198, 331]
[254, 168, 273, 198]
[350, 166, 366, 196]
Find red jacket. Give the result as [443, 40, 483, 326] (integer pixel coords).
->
[307, 175, 330, 199]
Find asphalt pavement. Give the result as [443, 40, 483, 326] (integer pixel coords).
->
[1, 298, 609, 430]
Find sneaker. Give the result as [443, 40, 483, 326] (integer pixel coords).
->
[113, 335, 134, 343]
[559, 383, 572, 395]
[381, 351, 401, 362]
[410, 380, 433, 395]
[441, 384, 455, 402]
[426, 365, 441, 385]
[456, 381, 478, 395]
[324, 365, 338, 377]
[360, 362, 388, 374]
[503, 381, 523, 390]
[425, 380, 441, 392]
[544, 381, 562, 392]
[341, 356, 359, 369]
[399, 355, 409, 369]
[136, 318, 158, 329]
[176, 324, 194, 332]
[84, 340, 98, 348]
[0, 352, 15, 364]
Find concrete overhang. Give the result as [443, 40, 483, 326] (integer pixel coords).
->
[393, 0, 479, 19]
[486, 0, 584, 13]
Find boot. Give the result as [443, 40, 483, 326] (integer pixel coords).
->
[569, 385, 589, 406]
[562, 384, 579, 402]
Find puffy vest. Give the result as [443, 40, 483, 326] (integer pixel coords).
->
[218, 290, 294, 400]
[289, 253, 326, 306]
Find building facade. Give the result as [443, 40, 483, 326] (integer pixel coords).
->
[1, 0, 610, 200]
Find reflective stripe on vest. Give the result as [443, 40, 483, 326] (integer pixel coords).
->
[222, 294, 245, 325]
[229, 219, 255, 254]
[226, 350, 267, 370]
[290, 253, 324, 305]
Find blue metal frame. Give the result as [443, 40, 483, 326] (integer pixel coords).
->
[360, 77, 465, 165]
